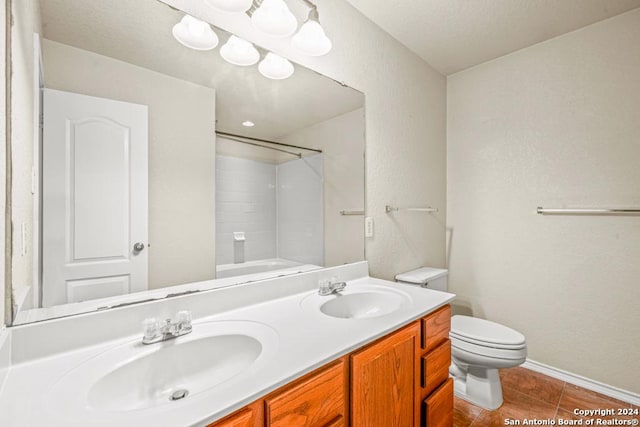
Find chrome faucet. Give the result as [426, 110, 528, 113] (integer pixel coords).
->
[318, 278, 347, 296]
[142, 311, 192, 345]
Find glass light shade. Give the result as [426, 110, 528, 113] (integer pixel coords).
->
[251, 0, 297, 38]
[172, 15, 219, 51]
[292, 20, 332, 56]
[220, 35, 260, 66]
[204, 0, 253, 13]
[258, 53, 294, 80]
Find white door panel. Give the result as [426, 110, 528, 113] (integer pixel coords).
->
[43, 89, 148, 307]
[73, 118, 130, 260]
[66, 275, 131, 304]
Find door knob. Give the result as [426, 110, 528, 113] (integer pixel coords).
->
[133, 242, 145, 252]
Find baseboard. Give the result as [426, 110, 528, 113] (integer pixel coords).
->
[523, 359, 640, 406]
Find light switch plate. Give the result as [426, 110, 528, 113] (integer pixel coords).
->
[365, 217, 374, 237]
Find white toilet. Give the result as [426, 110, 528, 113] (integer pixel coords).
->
[395, 267, 527, 410]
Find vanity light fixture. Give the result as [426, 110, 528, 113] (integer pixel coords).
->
[242, 120, 256, 127]
[220, 35, 260, 66]
[250, 0, 298, 38]
[258, 52, 294, 79]
[291, 4, 331, 56]
[172, 14, 219, 51]
[205, 0, 253, 13]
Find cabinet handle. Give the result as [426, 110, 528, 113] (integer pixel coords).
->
[324, 415, 344, 427]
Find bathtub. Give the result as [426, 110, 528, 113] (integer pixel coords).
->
[215, 258, 320, 280]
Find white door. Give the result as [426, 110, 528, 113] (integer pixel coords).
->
[42, 89, 148, 307]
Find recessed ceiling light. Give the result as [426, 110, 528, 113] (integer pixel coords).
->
[242, 121, 255, 127]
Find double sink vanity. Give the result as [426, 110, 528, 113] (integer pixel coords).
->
[0, 262, 455, 426]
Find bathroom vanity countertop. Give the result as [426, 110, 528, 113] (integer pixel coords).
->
[0, 275, 455, 427]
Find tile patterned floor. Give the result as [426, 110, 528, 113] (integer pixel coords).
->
[454, 367, 639, 427]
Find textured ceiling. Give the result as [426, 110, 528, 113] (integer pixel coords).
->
[344, 0, 640, 75]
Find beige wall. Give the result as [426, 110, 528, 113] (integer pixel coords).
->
[9, 0, 41, 315]
[447, 9, 640, 393]
[1, 0, 7, 325]
[43, 39, 216, 290]
[161, 0, 448, 281]
[280, 109, 366, 267]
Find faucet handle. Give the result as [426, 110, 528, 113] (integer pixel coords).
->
[142, 317, 161, 340]
[176, 310, 192, 331]
[318, 279, 331, 294]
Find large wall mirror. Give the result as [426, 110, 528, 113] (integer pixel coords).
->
[9, 0, 365, 325]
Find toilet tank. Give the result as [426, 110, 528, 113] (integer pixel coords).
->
[395, 267, 448, 291]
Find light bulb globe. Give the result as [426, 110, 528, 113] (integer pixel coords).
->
[258, 52, 295, 80]
[251, 0, 297, 38]
[292, 20, 332, 56]
[220, 35, 260, 66]
[172, 15, 219, 51]
[204, 0, 253, 13]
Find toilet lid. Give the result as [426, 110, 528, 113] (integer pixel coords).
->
[450, 315, 526, 349]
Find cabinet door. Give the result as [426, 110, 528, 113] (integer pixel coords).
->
[265, 358, 347, 427]
[351, 322, 420, 427]
[207, 404, 258, 427]
[422, 378, 454, 427]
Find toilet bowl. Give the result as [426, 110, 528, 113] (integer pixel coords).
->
[449, 315, 527, 409]
[395, 267, 528, 410]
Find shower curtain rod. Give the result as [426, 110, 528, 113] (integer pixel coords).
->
[216, 131, 323, 154]
[220, 134, 302, 158]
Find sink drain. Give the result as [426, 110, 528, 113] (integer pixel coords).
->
[170, 389, 189, 401]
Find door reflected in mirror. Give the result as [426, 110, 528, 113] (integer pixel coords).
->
[9, 0, 365, 325]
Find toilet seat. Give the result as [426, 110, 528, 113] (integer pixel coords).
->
[450, 315, 526, 350]
[451, 336, 528, 361]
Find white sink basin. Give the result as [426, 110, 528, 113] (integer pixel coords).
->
[46, 320, 278, 414]
[301, 284, 412, 319]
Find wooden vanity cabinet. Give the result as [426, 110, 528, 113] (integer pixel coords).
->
[423, 378, 454, 427]
[350, 322, 419, 427]
[207, 401, 262, 427]
[207, 305, 452, 427]
[417, 305, 453, 427]
[207, 358, 347, 427]
[264, 358, 348, 427]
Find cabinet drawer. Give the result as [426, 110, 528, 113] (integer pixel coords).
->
[207, 406, 254, 427]
[265, 359, 346, 427]
[422, 378, 454, 427]
[421, 305, 451, 352]
[421, 339, 451, 396]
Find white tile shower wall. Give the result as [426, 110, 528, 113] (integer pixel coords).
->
[215, 155, 277, 265]
[277, 155, 324, 266]
[279, 109, 365, 267]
